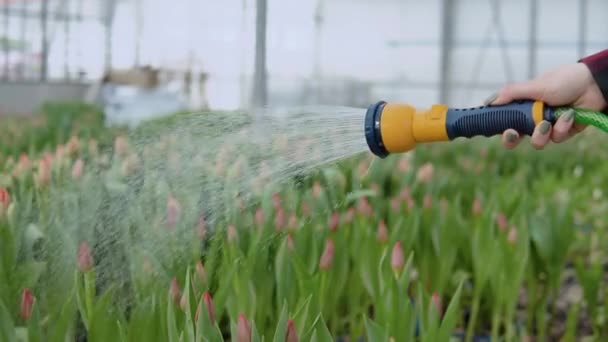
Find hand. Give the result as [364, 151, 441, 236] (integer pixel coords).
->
[484, 62, 608, 149]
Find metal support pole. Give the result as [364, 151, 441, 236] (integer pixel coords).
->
[64, 0, 70, 80]
[20, 0, 26, 80]
[3, 1, 9, 80]
[527, 0, 538, 79]
[41, 0, 49, 81]
[578, 0, 587, 58]
[439, 0, 455, 104]
[251, 0, 268, 108]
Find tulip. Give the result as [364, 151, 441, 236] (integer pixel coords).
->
[300, 202, 311, 217]
[390, 197, 400, 212]
[77, 242, 93, 272]
[431, 292, 442, 314]
[287, 212, 298, 231]
[312, 181, 322, 198]
[170, 278, 181, 306]
[237, 313, 252, 342]
[507, 226, 517, 244]
[35, 158, 51, 187]
[20, 288, 35, 322]
[285, 319, 298, 342]
[196, 260, 207, 284]
[472, 198, 482, 216]
[319, 238, 334, 271]
[328, 212, 340, 232]
[0, 186, 9, 218]
[391, 241, 404, 272]
[423, 193, 432, 209]
[67, 135, 80, 156]
[196, 216, 207, 240]
[196, 292, 215, 323]
[272, 192, 281, 209]
[255, 208, 264, 226]
[496, 212, 508, 232]
[398, 157, 410, 172]
[275, 207, 286, 231]
[166, 196, 181, 229]
[400, 186, 410, 201]
[343, 207, 355, 224]
[416, 162, 434, 183]
[377, 220, 389, 244]
[357, 197, 372, 217]
[286, 234, 295, 251]
[55, 144, 65, 161]
[71, 158, 84, 179]
[227, 225, 238, 242]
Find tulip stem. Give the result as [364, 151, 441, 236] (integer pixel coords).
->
[465, 292, 480, 342]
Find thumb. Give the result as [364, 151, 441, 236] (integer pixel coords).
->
[484, 80, 545, 105]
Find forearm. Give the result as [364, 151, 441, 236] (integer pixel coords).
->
[580, 49, 608, 110]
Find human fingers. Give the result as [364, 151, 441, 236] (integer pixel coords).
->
[501, 129, 522, 149]
[530, 121, 552, 149]
[484, 80, 545, 106]
[551, 108, 575, 143]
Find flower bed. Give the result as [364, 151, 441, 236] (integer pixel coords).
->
[1, 103, 608, 341]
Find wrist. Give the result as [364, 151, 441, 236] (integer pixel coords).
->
[579, 49, 608, 111]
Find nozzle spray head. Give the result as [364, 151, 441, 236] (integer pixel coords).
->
[364, 101, 418, 158]
[364, 101, 389, 158]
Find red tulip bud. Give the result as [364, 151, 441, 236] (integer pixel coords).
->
[170, 278, 181, 306]
[77, 242, 93, 272]
[357, 197, 372, 217]
[328, 212, 340, 232]
[166, 196, 181, 229]
[71, 158, 84, 179]
[0, 186, 9, 218]
[319, 238, 334, 271]
[377, 220, 388, 244]
[391, 241, 404, 272]
[496, 212, 508, 231]
[272, 192, 281, 209]
[285, 319, 298, 342]
[286, 234, 295, 251]
[196, 292, 215, 323]
[237, 313, 252, 342]
[431, 293, 442, 314]
[20, 288, 35, 322]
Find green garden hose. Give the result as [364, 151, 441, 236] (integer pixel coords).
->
[554, 107, 608, 133]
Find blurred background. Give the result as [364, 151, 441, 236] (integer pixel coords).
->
[0, 0, 607, 124]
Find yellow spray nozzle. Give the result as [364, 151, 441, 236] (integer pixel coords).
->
[364, 100, 555, 158]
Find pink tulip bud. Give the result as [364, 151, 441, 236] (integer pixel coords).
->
[472, 198, 482, 216]
[35, 158, 51, 187]
[416, 162, 434, 183]
[286, 234, 295, 251]
[272, 192, 281, 209]
[20, 288, 35, 322]
[390, 197, 400, 212]
[55, 144, 65, 161]
[391, 241, 404, 271]
[0, 186, 9, 218]
[196, 260, 207, 284]
[398, 157, 410, 172]
[312, 181, 322, 198]
[114, 136, 128, 157]
[71, 159, 84, 179]
[196, 216, 207, 240]
[255, 208, 264, 226]
[77, 242, 93, 272]
[357, 197, 372, 217]
[237, 313, 252, 342]
[496, 212, 508, 232]
[166, 196, 181, 229]
[67, 136, 80, 156]
[400, 186, 410, 201]
[287, 212, 298, 231]
[377, 220, 389, 244]
[319, 238, 334, 271]
[343, 208, 355, 224]
[275, 207, 286, 231]
[406, 197, 415, 211]
[170, 278, 181, 306]
[227, 225, 238, 242]
[507, 226, 517, 244]
[431, 293, 442, 314]
[370, 183, 379, 194]
[18, 153, 31, 172]
[300, 202, 311, 217]
[423, 193, 432, 209]
[328, 212, 340, 232]
[285, 319, 298, 342]
[196, 292, 215, 323]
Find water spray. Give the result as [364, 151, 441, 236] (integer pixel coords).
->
[364, 99, 608, 158]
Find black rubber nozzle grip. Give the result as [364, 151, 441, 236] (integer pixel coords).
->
[445, 100, 555, 140]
